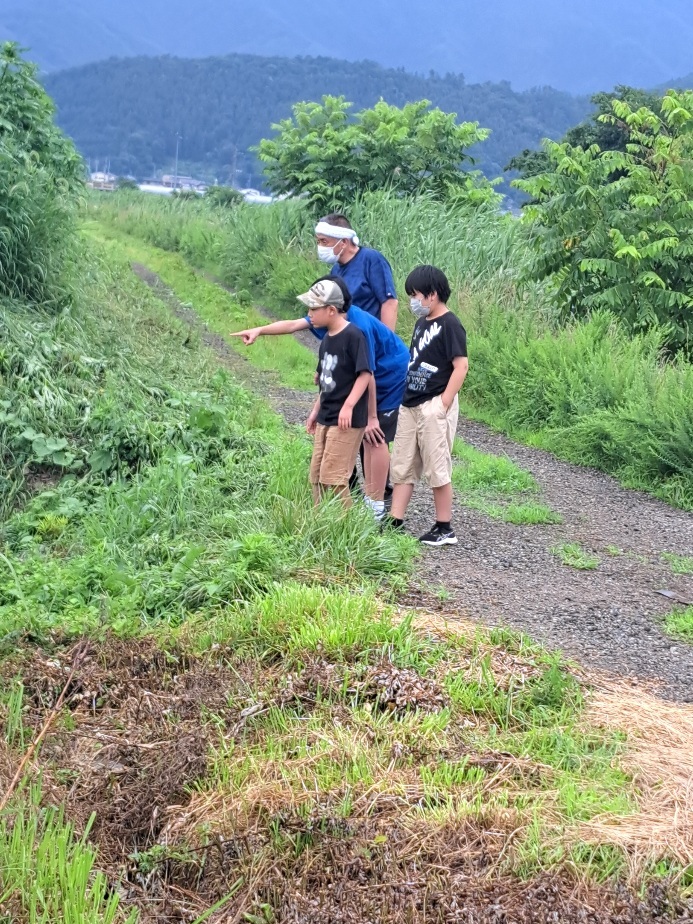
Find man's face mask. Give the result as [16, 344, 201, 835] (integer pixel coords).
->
[409, 297, 430, 319]
[317, 240, 344, 264]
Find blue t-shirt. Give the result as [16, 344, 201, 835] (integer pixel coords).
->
[307, 306, 408, 412]
[330, 247, 397, 319]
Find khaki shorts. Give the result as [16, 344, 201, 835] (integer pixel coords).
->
[390, 394, 459, 488]
[310, 423, 366, 487]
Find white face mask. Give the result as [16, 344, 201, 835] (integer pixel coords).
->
[317, 243, 340, 265]
[410, 297, 430, 319]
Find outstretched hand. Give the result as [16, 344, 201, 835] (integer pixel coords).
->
[230, 328, 260, 345]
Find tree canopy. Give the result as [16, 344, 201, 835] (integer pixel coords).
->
[257, 96, 499, 211]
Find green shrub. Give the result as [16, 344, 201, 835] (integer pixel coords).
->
[517, 92, 693, 354]
[0, 43, 84, 306]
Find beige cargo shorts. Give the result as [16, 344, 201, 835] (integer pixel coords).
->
[390, 394, 459, 488]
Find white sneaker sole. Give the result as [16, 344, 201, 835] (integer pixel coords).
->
[420, 536, 458, 546]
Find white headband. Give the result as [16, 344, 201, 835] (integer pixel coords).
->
[315, 221, 360, 246]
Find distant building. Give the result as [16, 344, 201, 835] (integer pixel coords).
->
[88, 171, 117, 191]
[161, 174, 206, 191]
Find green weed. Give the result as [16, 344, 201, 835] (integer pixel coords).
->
[552, 543, 600, 570]
[663, 606, 693, 643]
[0, 786, 136, 924]
[451, 439, 561, 524]
[661, 552, 693, 575]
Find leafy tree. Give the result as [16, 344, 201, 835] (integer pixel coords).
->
[506, 86, 664, 180]
[516, 91, 693, 353]
[0, 42, 83, 306]
[257, 95, 500, 210]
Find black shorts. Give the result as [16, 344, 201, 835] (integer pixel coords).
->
[378, 407, 400, 444]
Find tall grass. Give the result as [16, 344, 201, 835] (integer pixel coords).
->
[0, 240, 415, 646]
[90, 190, 693, 508]
[0, 43, 84, 307]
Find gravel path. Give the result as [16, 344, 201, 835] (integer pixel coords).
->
[404, 420, 693, 702]
[133, 263, 693, 702]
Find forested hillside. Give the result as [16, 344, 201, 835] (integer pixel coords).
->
[44, 53, 590, 187]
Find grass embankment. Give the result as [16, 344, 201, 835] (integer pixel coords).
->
[86, 223, 316, 391]
[90, 191, 693, 511]
[2, 241, 692, 921]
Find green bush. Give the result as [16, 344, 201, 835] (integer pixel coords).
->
[517, 91, 693, 354]
[257, 95, 499, 211]
[0, 43, 84, 306]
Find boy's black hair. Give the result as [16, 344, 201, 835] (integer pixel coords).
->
[320, 213, 352, 229]
[313, 274, 352, 313]
[404, 265, 451, 303]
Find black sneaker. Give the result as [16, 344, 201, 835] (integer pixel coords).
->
[419, 524, 458, 546]
[381, 515, 404, 533]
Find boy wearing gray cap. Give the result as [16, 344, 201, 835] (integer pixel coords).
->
[299, 279, 373, 508]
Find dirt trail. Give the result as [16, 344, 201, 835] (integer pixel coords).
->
[133, 264, 693, 702]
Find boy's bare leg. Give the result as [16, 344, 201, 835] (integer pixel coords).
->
[312, 484, 323, 506]
[432, 482, 453, 522]
[363, 441, 390, 501]
[390, 483, 414, 520]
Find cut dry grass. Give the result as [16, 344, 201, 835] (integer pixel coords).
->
[2, 607, 692, 922]
[579, 679, 693, 877]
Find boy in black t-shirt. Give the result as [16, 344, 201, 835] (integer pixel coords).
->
[389, 266, 468, 545]
[300, 279, 373, 508]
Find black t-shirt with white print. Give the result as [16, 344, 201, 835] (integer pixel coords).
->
[402, 311, 467, 408]
[317, 323, 372, 427]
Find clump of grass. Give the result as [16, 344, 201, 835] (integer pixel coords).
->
[661, 552, 693, 576]
[663, 606, 693, 643]
[451, 438, 561, 525]
[452, 439, 537, 494]
[552, 542, 600, 570]
[605, 545, 622, 556]
[0, 786, 136, 924]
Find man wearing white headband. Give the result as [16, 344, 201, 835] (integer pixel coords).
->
[315, 213, 398, 331]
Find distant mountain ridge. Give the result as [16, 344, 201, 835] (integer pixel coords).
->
[4, 0, 693, 93]
[43, 52, 591, 190]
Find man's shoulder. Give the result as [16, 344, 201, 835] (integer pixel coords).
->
[360, 247, 390, 266]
